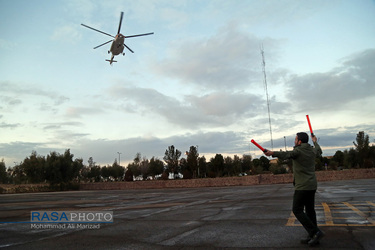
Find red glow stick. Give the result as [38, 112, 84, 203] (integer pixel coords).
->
[306, 115, 314, 136]
[251, 139, 267, 152]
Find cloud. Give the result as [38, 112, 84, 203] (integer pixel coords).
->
[108, 84, 270, 128]
[51, 25, 82, 43]
[72, 130, 250, 166]
[2, 121, 373, 167]
[152, 23, 280, 89]
[0, 141, 54, 165]
[160, 7, 189, 29]
[284, 49, 375, 112]
[0, 81, 70, 106]
[0, 95, 22, 109]
[64, 106, 104, 118]
[0, 122, 21, 129]
[42, 122, 83, 130]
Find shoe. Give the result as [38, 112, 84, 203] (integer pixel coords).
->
[300, 236, 311, 244]
[301, 236, 320, 245]
[308, 230, 325, 246]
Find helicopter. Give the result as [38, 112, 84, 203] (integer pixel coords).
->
[81, 12, 154, 64]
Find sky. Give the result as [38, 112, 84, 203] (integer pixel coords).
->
[1, 0, 375, 167]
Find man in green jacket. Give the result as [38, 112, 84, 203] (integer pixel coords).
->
[264, 132, 324, 246]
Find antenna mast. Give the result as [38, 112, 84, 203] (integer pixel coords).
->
[260, 44, 273, 150]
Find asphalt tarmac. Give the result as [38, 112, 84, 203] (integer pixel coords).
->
[0, 179, 374, 249]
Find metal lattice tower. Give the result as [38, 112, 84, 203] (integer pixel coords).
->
[260, 44, 273, 150]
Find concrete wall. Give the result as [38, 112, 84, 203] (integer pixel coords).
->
[80, 168, 375, 190]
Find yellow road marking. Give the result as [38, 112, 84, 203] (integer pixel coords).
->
[342, 202, 375, 224]
[286, 211, 296, 226]
[322, 202, 334, 225]
[286, 201, 375, 227]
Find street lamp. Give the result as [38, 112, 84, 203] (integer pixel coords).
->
[284, 136, 287, 151]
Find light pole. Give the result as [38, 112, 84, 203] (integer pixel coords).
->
[196, 145, 199, 178]
[117, 152, 122, 166]
[284, 136, 287, 151]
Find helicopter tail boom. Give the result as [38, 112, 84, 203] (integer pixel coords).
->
[105, 59, 117, 64]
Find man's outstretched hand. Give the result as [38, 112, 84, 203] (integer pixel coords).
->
[264, 150, 274, 157]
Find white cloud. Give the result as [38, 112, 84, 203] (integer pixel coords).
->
[284, 49, 375, 112]
[152, 23, 280, 89]
[51, 25, 82, 43]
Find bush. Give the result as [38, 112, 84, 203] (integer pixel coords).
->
[124, 169, 134, 182]
[183, 170, 192, 179]
[50, 182, 80, 191]
[269, 165, 287, 175]
[161, 172, 169, 180]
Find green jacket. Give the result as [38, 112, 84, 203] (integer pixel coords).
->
[273, 142, 322, 190]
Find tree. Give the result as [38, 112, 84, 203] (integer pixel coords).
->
[45, 151, 62, 184]
[241, 154, 252, 173]
[44, 149, 82, 185]
[270, 161, 287, 175]
[139, 157, 149, 180]
[353, 131, 370, 168]
[133, 152, 141, 166]
[252, 158, 263, 175]
[72, 158, 84, 182]
[101, 166, 110, 179]
[88, 165, 101, 182]
[127, 153, 143, 178]
[259, 156, 270, 172]
[223, 156, 233, 176]
[232, 155, 242, 176]
[101, 161, 125, 181]
[198, 156, 207, 178]
[0, 159, 8, 183]
[209, 154, 224, 177]
[186, 146, 199, 178]
[127, 163, 140, 178]
[124, 169, 134, 181]
[332, 150, 344, 167]
[21, 151, 46, 183]
[149, 157, 164, 178]
[368, 145, 375, 168]
[180, 158, 191, 179]
[344, 148, 358, 169]
[163, 145, 181, 176]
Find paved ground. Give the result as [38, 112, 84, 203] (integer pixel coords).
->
[0, 178, 374, 249]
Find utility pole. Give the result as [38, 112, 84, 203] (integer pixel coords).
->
[261, 44, 273, 150]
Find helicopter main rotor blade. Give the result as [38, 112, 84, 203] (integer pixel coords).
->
[81, 24, 115, 38]
[117, 12, 124, 34]
[124, 44, 134, 53]
[125, 32, 154, 38]
[93, 40, 113, 49]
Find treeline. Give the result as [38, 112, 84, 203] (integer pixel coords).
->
[0, 131, 374, 186]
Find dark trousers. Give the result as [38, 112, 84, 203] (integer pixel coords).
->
[293, 190, 319, 237]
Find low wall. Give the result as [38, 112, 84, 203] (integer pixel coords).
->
[80, 168, 375, 190]
[0, 184, 51, 194]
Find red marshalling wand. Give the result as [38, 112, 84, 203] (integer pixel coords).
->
[306, 115, 314, 137]
[251, 139, 268, 153]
